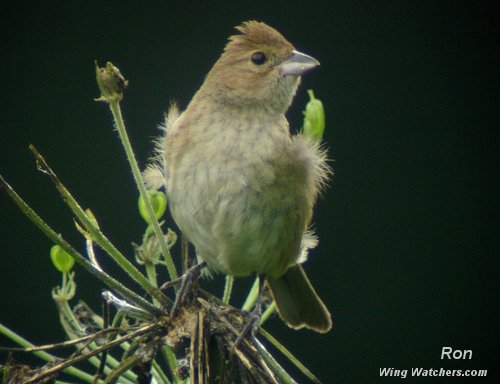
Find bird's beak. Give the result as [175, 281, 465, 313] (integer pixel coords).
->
[280, 50, 320, 76]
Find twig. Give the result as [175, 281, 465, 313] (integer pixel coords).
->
[23, 323, 159, 384]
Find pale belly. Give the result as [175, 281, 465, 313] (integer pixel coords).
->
[167, 153, 307, 279]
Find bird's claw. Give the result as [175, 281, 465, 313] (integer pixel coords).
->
[232, 304, 261, 352]
[168, 261, 207, 317]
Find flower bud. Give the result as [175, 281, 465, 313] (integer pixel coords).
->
[50, 245, 75, 273]
[302, 90, 325, 141]
[138, 190, 167, 224]
[95, 61, 128, 101]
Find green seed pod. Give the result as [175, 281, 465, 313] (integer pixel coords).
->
[138, 190, 167, 224]
[303, 90, 325, 142]
[50, 245, 75, 273]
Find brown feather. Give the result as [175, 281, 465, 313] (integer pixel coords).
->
[225, 20, 293, 56]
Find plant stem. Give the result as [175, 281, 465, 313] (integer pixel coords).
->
[258, 327, 321, 384]
[26, 147, 170, 308]
[260, 301, 276, 325]
[54, 294, 136, 383]
[145, 261, 160, 307]
[0, 176, 161, 316]
[222, 275, 234, 304]
[254, 337, 298, 384]
[107, 100, 178, 284]
[22, 324, 158, 384]
[0, 323, 98, 383]
[241, 277, 259, 311]
[151, 358, 173, 384]
[99, 354, 141, 384]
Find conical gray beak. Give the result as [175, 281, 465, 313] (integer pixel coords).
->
[280, 50, 320, 76]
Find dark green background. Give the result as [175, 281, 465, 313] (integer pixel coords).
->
[1, 1, 497, 382]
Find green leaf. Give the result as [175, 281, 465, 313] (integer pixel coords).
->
[50, 245, 75, 273]
[138, 190, 167, 224]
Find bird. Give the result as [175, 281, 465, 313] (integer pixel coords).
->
[145, 20, 332, 333]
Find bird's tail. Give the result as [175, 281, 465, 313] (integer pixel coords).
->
[267, 265, 332, 333]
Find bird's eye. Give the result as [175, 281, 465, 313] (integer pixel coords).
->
[251, 51, 267, 65]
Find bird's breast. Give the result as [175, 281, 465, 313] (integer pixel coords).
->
[165, 111, 309, 276]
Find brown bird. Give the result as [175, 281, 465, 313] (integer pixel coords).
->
[146, 20, 332, 332]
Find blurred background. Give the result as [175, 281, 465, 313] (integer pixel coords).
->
[1, 1, 497, 382]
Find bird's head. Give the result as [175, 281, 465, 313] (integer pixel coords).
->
[202, 21, 319, 114]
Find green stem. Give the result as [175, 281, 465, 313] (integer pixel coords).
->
[260, 301, 276, 325]
[54, 296, 136, 383]
[0, 323, 98, 383]
[222, 275, 234, 304]
[23, 324, 157, 384]
[254, 337, 298, 384]
[258, 327, 321, 384]
[107, 100, 178, 284]
[0, 176, 161, 316]
[161, 345, 181, 383]
[151, 361, 172, 384]
[241, 277, 259, 311]
[144, 261, 159, 307]
[26, 147, 170, 308]
[101, 354, 140, 384]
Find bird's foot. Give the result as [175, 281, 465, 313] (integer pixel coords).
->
[160, 261, 207, 317]
[232, 275, 265, 352]
[232, 302, 262, 352]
